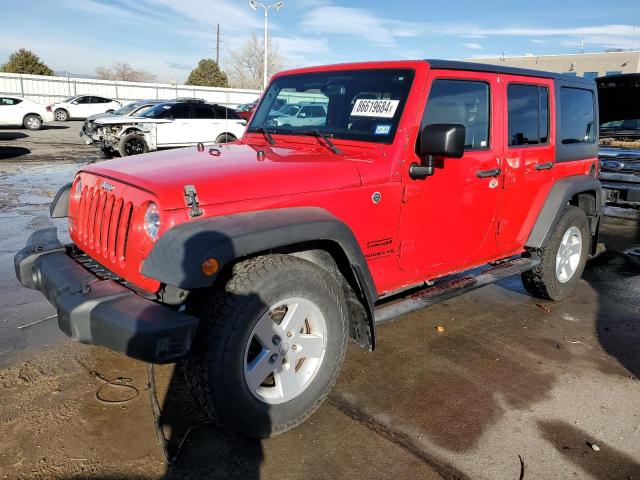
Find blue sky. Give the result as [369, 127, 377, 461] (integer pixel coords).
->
[1, 0, 639, 82]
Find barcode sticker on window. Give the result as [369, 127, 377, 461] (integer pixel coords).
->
[350, 99, 399, 118]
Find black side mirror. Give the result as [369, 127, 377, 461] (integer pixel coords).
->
[411, 123, 466, 179]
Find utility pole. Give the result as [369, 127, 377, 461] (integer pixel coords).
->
[215, 23, 220, 65]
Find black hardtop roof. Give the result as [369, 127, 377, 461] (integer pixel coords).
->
[425, 59, 596, 86]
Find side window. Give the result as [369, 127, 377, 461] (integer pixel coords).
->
[299, 106, 313, 118]
[192, 105, 217, 119]
[0, 97, 22, 105]
[160, 104, 190, 119]
[560, 87, 596, 144]
[91, 97, 108, 103]
[309, 105, 326, 118]
[507, 84, 549, 146]
[213, 105, 241, 119]
[421, 79, 490, 149]
[76, 96, 92, 104]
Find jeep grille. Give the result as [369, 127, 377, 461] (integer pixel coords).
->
[76, 185, 133, 267]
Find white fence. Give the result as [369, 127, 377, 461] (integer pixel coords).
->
[0, 72, 260, 108]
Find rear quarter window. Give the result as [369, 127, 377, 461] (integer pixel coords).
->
[560, 87, 596, 144]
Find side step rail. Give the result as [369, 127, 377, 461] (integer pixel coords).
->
[374, 257, 540, 325]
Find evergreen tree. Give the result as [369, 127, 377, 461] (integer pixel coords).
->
[1, 49, 54, 76]
[185, 59, 229, 87]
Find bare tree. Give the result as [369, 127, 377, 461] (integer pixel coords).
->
[226, 34, 286, 89]
[95, 62, 157, 83]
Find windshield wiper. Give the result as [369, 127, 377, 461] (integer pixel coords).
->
[253, 127, 276, 145]
[310, 130, 342, 155]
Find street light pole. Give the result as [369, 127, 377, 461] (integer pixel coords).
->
[249, 0, 284, 90]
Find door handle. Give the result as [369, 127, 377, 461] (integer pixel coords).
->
[476, 168, 502, 178]
[535, 162, 554, 171]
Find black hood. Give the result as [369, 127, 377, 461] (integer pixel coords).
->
[597, 74, 640, 124]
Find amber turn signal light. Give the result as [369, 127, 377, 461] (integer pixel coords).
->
[201, 258, 220, 276]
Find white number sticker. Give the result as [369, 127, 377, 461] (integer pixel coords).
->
[350, 99, 399, 118]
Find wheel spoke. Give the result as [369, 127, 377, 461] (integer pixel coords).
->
[274, 364, 301, 399]
[556, 259, 564, 279]
[245, 349, 275, 391]
[280, 301, 312, 334]
[290, 334, 324, 360]
[252, 315, 281, 348]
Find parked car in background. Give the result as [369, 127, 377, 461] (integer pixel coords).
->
[49, 95, 121, 121]
[0, 96, 54, 130]
[236, 98, 259, 120]
[88, 98, 246, 156]
[597, 73, 640, 207]
[267, 102, 327, 127]
[81, 99, 164, 143]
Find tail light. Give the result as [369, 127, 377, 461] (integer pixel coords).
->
[46, 105, 52, 112]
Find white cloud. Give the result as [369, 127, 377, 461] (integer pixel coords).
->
[462, 42, 483, 50]
[301, 6, 400, 47]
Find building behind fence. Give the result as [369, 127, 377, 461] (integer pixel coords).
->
[0, 72, 261, 108]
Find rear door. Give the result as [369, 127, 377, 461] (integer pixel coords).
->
[190, 104, 223, 142]
[89, 96, 112, 115]
[496, 76, 555, 247]
[398, 70, 504, 274]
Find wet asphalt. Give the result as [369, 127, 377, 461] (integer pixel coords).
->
[0, 123, 639, 479]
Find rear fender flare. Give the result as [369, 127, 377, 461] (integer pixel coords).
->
[526, 175, 603, 249]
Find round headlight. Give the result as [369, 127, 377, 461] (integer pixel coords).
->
[144, 203, 161, 241]
[73, 178, 82, 200]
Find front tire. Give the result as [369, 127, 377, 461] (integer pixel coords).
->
[184, 254, 348, 438]
[23, 114, 42, 130]
[117, 133, 148, 157]
[54, 109, 69, 122]
[522, 206, 590, 300]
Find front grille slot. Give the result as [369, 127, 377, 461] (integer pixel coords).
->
[76, 185, 133, 267]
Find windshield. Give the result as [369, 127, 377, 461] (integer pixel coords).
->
[61, 96, 77, 103]
[248, 68, 415, 144]
[140, 103, 172, 118]
[601, 119, 640, 130]
[114, 103, 143, 116]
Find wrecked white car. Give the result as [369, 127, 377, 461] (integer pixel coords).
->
[85, 98, 247, 157]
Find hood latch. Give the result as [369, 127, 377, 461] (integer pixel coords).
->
[184, 184, 203, 218]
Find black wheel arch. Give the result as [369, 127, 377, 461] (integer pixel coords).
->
[142, 207, 378, 349]
[526, 175, 603, 255]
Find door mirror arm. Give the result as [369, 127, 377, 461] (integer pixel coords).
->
[411, 123, 466, 179]
[409, 156, 435, 180]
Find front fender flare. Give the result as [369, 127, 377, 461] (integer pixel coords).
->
[142, 207, 378, 337]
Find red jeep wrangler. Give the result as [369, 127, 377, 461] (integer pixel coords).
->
[15, 60, 602, 438]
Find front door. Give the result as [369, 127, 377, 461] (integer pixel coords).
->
[398, 71, 503, 275]
[155, 104, 192, 145]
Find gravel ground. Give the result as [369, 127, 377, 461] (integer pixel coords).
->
[0, 123, 639, 479]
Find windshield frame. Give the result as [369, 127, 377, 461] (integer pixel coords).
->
[247, 68, 416, 145]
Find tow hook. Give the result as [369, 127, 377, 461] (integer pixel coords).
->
[184, 185, 203, 218]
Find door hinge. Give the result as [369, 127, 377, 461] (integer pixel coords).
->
[497, 219, 508, 235]
[184, 184, 203, 217]
[399, 240, 415, 257]
[402, 185, 421, 203]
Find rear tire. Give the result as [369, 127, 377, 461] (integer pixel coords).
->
[214, 133, 237, 143]
[521, 206, 590, 300]
[117, 133, 148, 157]
[23, 114, 42, 130]
[184, 254, 348, 438]
[54, 109, 69, 122]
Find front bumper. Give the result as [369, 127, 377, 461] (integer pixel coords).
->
[14, 228, 198, 363]
[600, 172, 640, 208]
